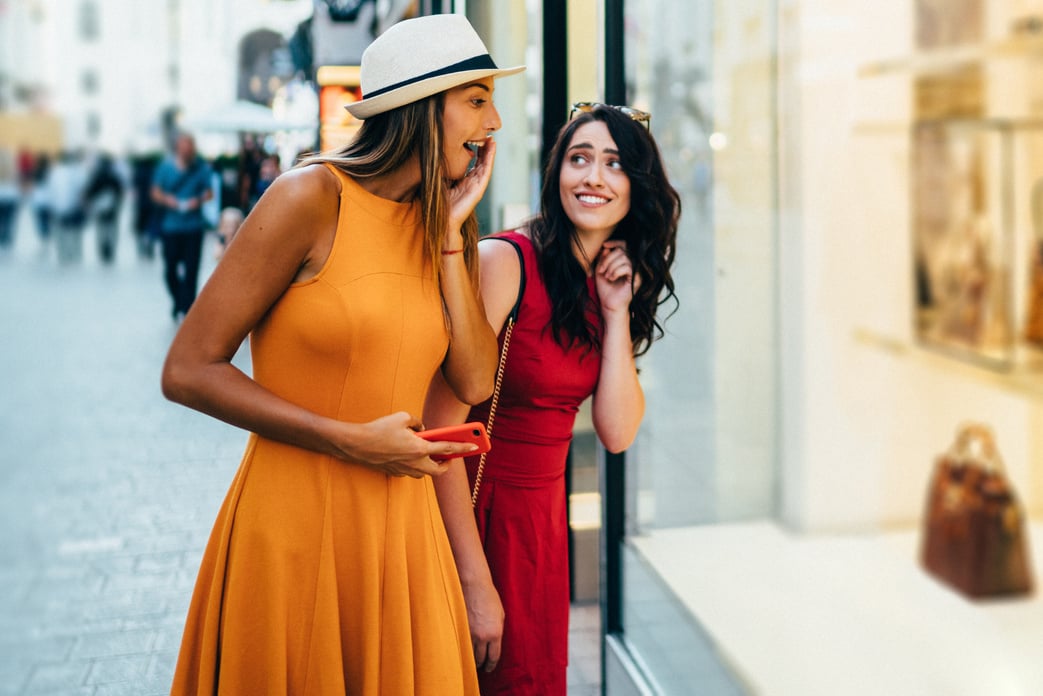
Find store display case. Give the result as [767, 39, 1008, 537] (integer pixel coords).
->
[861, 5, 1043, 375]
[912, 117, 1043, 370]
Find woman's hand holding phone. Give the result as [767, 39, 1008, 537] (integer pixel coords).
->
[416, 422, 491, 461]
[339, 412, 481, 478]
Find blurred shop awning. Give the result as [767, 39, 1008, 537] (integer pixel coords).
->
[182, 100, 314, 134]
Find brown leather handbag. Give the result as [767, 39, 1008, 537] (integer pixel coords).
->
[920, 424, 1034, 598]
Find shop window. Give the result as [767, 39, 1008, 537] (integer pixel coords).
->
[238, 30, 293, 105]
[607, 0, 777, 693]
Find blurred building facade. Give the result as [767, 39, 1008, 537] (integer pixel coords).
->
[0, 0, 315, 154]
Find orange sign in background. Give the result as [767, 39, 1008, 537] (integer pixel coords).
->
[317, 65, 363, 152]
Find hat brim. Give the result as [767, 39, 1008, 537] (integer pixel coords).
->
[345, 65, 526, 119]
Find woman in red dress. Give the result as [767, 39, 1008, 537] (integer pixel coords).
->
[426, 103, 680, 694]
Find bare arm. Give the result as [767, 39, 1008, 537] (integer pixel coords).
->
[591, 240, 645, 453]
[426, 238, 521, 671]
[439, 140, 503, 405]
[439, 249, 497, 405]
[161, 166, 480, 477]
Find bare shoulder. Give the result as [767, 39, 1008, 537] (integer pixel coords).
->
[478, 233, 527, 271]
[267, 163, 341, 205]
[478, 235, 525, 330]
[242, 165, 340, 241]
[216, 164, 341, 274]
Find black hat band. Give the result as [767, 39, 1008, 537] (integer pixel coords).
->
[364, 54, 499, 99]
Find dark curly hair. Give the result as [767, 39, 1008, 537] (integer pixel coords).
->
[528, 105, 680, 357]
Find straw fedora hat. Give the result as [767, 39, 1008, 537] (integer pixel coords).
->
[345, 14, 525, 119]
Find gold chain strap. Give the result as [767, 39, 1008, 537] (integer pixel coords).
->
[470, 317, 515, 507]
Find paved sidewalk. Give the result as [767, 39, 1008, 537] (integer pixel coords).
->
[0, 211, 601, 695]
[1, 213, 247, 695]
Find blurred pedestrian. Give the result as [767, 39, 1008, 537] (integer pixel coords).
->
[247, 152, 280, 210]
[211, 153, 239, 216]
[200, 166, 222, 232]
[17, 146, 35, 192]
[84, 153, 125, 264]
[151, 132, 213, 320]
[212, 206, 243, 261]
[236, 133, 263, 212]
[130, 152, 162, 258]
[50, 150, 89, 263]
[425, 103, 680, 694]
[162, 14, 522, 694]
[0, 148, 19, 249]
[29, 152, 53, 242]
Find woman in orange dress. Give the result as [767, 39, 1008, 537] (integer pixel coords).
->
[161, 15, 523, 695]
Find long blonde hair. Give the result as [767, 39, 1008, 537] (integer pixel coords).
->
[298, 94, 479, 285]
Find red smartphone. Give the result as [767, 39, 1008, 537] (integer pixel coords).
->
[417, 422, 491, 461]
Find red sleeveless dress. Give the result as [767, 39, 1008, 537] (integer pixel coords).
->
[465, 231, 602, 695]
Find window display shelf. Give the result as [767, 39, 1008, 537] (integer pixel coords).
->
[852, 117, 1043, 135]
[850, 116, 1043, 374]
[906, 117, 1043, 371]
[858, 35, 1043, 78]
[632, 520, 1043, 696]
[854, 327, 1043, 402]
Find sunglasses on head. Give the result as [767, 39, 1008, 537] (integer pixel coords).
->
[569, 102, 651, 129]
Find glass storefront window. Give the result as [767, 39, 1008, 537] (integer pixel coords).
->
[468, 1, 543, 235]
[625, 0, 778, 532]
[614, 0, 778, 692]
[610, 1, 1043, 694]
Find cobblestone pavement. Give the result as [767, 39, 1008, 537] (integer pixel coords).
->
[0, 210, 247, 695]
[0, 209, 601, 695]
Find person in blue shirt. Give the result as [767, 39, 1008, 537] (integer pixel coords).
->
[151, 132, 213, 320]
[84, 153, 125, 264]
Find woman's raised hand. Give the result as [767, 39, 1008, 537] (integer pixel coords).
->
[447, 138, 497, 234]
[595, 240, 641, 315]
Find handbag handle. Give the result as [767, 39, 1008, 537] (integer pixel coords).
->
[948, 422, 1006, 474]
[470, 237, 526, 507]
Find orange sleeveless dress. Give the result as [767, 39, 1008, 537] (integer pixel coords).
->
[171, 164, 479, 695]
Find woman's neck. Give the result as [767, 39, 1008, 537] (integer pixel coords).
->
[357, 158, 421, 203]
[572, 228, 614, 276]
